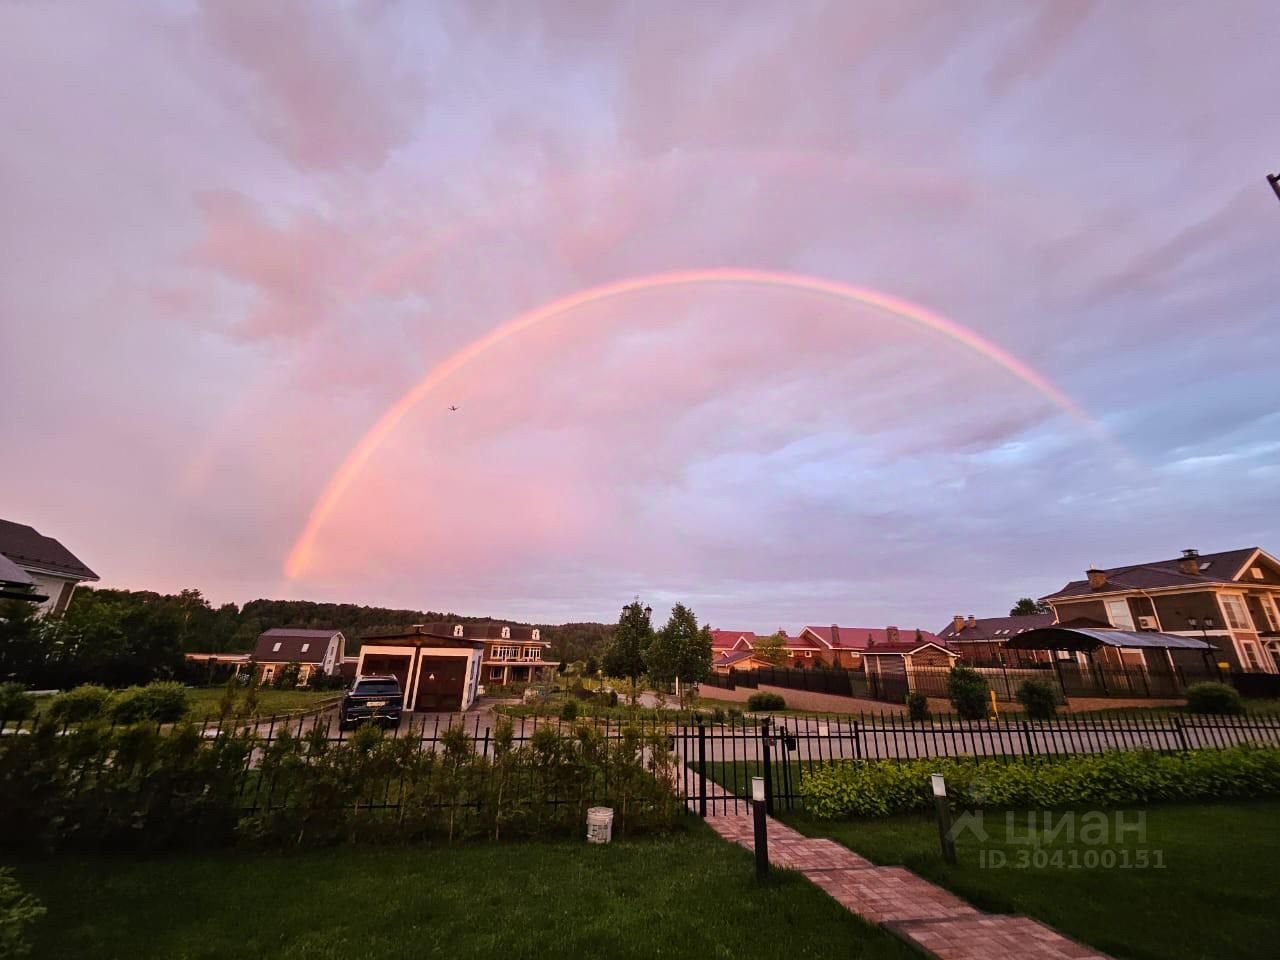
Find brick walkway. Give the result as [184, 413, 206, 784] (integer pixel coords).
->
[699, 789, 1111, 959]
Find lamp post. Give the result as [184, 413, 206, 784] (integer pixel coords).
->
[751, 776, 769, 879]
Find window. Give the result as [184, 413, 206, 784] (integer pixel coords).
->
[300, 643, 310, 653]
[1240, 640, 1263, 671]
[1259, 596, 1280, 632]
[805, 650, 813, 658]
[493, 645, 517, 660]
[1105, 599, 1135, 630]
[1221, 595, 1251, 631]
[1251, 567, 1265, 580]
[523, 647, 539, 660]
[489, 668, 503, 681]
[262, 665, 276, 680]
[271, 641, 282, 653]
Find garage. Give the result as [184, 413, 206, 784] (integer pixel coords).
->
[356, 627, 485, 713]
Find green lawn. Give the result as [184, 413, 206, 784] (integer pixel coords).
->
[782, 800, 1280, 960]
[185, 686, 337, 721]
[7, 825, 918, 960]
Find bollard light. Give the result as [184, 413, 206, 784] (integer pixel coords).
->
[751, 776, 769, 879]
[930, 772, 957, 864]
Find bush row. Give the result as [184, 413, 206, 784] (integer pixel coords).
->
[799, 746, 1280, 819]
[44, 681, 190, 725]
[0, 718, 684, 852]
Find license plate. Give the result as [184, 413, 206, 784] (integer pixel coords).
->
[367, 700, 387, 708]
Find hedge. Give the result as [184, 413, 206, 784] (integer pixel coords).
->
[0, 718, 683, 852]
[800, 746, 1280, 819]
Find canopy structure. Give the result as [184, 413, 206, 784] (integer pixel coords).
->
[1005, 626, 1216, 653]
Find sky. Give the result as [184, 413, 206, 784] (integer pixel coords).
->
[2, 1, 1279, 633]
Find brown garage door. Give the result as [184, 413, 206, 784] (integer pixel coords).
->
[413, 656, 467, 711]
[361, 655, 412, 694]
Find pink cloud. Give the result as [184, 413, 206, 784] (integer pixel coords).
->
[199, 0, 427, 172]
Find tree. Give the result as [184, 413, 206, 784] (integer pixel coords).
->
[645, 604, 713, 706]
[602, 601, 652, 704]
[1010, 598, 1050, 616]
[752, 630, 789, 666]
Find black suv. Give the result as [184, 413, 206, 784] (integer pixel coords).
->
[340, 676, 404, 730]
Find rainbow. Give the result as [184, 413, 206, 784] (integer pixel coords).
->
[285, 267, 1100, 578]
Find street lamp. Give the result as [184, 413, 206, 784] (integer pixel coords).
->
[643, 604, 652, 621]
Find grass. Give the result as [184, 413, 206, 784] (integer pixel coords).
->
[184, 686, 337, 721]
[6, 825, 919, 960]
[781, 800, 1279, 960]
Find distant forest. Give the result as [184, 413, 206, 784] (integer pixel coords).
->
[70, 587, 616, 664]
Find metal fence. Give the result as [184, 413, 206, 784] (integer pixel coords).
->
[705, 658, 1226, 705]
[676, 709, 1280, 815]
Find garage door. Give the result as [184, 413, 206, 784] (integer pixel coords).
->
[413, 657, 467, 711]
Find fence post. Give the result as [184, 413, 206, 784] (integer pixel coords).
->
[1173, 716, 1190, 752]
[1020, 720, 1036, 757]
[760, 717, 774, 816]
[697, 719, 707, 818]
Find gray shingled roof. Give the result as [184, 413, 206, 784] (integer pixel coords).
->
[252, 628, 341, 664]
[0, 519, 98, 581]
[937, 613, 1055, 641]
[1041, 548, 1259, 600]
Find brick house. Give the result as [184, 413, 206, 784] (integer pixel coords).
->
[795, 625, 943, 670]
[709, 629, 826, 670]
[937, 614, 1055, 664]
[1040, 547, 1280, 674]
[251, 628, 346, 684]
[861, 637, 959, 688]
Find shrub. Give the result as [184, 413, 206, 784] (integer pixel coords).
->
[0, 867, 46, 958]
[558, 699, 579, 721]
[907, 692, 930, 722]
[593, 689, 618, 708]
[47, 684, 111, 725]
[1015, 679, 1058, 720]
[947, 665, 990, 720]
[0, 684, 35, 724]
[746, 692, 786, 712]
[800, 746, 1280, 819]
[1185, 682, 1244, 715]
[107, 682, 189, 724]
[710, 707, 727, 725]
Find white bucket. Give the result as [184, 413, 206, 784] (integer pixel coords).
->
[586, 806, 614, 844]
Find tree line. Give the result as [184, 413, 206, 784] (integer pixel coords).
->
[0, 587, 615, 690]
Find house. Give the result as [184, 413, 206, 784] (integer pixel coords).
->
[464, 623, 558, 685]
[937, 614, 1056, 664]
[1040, 547, 1280, 674]
[354, 624, 487, 711]
[250, 628, 346, 684]
[0, 518, 98, 615]
[861, 637, 959, 688]
[795, 625, 942, 669]
[708, 629, 825, 670]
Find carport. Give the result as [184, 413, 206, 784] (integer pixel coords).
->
[1005, 626, 1220, 697]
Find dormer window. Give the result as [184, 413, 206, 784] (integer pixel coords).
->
[272, 642, 282, 653]
[501, 626, 510, 639]
[453, 625, 464, 637]
[300, 643, 310, 653]
[531, 628, 540, 641]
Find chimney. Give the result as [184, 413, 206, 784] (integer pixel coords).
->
[966, 615, 977, 630]
[830, 624, 840, 647]
[886, 625, 900, 644]
[1086, 567, 1107, 589]
[1177, 549, 1201, 576]
[952, 615, 965, 634]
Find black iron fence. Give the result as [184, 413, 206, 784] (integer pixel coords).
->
[705, 658, 1227, 705]
[678, 708, 1280, 815]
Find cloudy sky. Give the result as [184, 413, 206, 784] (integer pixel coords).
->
[3, 1, 1279, 632]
